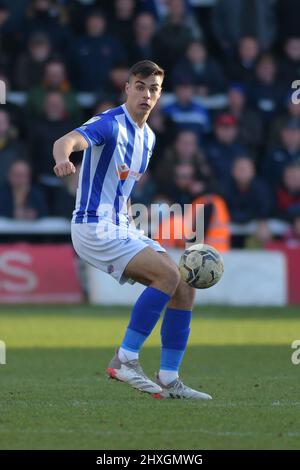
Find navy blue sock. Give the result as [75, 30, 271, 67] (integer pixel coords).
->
[121, 286, 171, 354]
[160, 307, 192, 372]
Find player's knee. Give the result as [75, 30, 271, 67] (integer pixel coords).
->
[156, 264, 181, 296]
[174, 279, 196, 308]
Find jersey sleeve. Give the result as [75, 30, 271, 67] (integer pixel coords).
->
[75, 115, 114, 147]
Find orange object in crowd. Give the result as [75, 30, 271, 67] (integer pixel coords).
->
[154, 194, 230, 253]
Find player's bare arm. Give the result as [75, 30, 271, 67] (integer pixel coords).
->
[53, 130, 88, 178]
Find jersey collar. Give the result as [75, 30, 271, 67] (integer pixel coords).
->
[122, 103, 145, 131]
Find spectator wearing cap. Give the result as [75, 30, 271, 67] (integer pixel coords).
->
[161, 79, 210, 143]
[172, 40, 226, 96]
[14, 32, 52, 90]
[26, 59, 82, 122]
[205, 112, 248, 187]
[226, 83, 263, 156]
[128, 12, 157, 64]
[275, 163, 300, 220]
[68, 9, 127, 91]
[224, 156, 272, 224]
[262, 118, 300, 190]
[0, 159, 48, 220]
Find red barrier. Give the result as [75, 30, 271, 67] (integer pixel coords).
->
[0, 244, 83, 303]
[267, 242, 300, 305]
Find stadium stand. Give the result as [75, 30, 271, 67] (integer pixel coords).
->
[0, 0, 300, 249]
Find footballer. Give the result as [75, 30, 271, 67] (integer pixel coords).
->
[53, 60, 212, 400]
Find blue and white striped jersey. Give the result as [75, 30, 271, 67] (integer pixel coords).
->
[72, 104, 156, 225]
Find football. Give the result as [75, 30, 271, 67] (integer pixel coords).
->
[179, 244, 224, 289]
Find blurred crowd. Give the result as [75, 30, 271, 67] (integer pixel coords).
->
[0, 0, 300, 249]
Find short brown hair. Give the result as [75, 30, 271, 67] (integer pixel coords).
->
[128, 60, 164, 81]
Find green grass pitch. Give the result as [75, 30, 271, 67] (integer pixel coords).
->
[0, 304, 299, 450]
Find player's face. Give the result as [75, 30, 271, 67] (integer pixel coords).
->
[125, 75, 162, 118]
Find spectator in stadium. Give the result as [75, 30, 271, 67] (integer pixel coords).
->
[0, 159, 48, 219]
[245, 220, 273, 249]
[1, 0, 28, 31]
[68, 8, 127, 91]
[278, 37, 300, 87]
[110, 0, 137, 53]
[139, 0, 169, 22]
[67, 0, 100, 35]
[0, 2, 12, 71]
[163, 0, 202, 40]
[155, 178, 231, 252]
[282, 211, 300, 248]
[0, 73, 27, 139]
[211, 0, 276, 53]
[104, 62, 130, 104]
[29, 91, 76, 203]
[26, 59, 81, 122]
[161, 78, 210, 142]
[268, 93, 300, 150]
[130, 171, 157, 207]
[51, 163, 80, 218]
[0, 1, 25, 59]
[187, 193, 231, 252]
[128, 12, 157, 64]
[146, 104, 168, 173]
[156, 130, 215, 195]
[172, 40, 226, 96]
[247, 54, 285, 131]
[0, 109, 28, 187]
[153, 0, 202, 87]
[224, 156, 272, 224]
[205, 113, 247, 187]
[226, 83, 263, 156]
[226, 36, 260, 83]
[161, 162, 206, 207]
[14, 32, 52, 91]
[276, 0, 300, 44]
[23, 0, 70, 54]
[93, 99, 117, 116]
[262, 117, 300, 189]
[275, 163, 300, 220]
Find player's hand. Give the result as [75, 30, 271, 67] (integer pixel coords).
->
[53, 161, 76, 177]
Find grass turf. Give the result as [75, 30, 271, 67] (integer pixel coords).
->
[0, 305, 299, 450]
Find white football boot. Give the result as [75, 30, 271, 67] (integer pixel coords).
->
[154, 375, 212, 400]
[107, 350, 163, 395]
